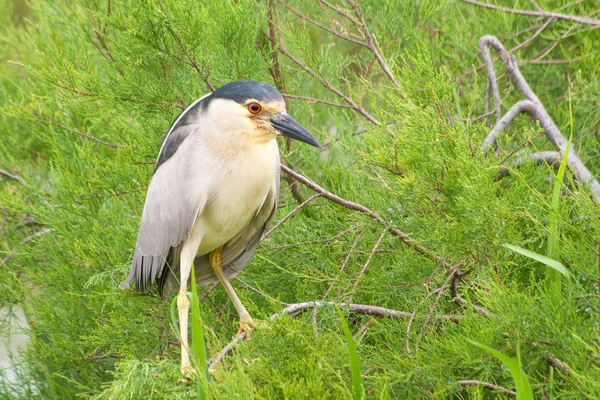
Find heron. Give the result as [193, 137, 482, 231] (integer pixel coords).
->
[120, 80, 320, 376]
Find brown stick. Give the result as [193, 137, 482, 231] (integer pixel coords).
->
[44, 118, 119, 149]
[208, 301, 459, 371]
[0, 169, 26, 185]
[278, 45, 381, 125]
[347, 228, 387, 303]
[280, 164, 452, 268]
[263, 193, 322, 239]
[1, 228, 55, 266]
[458, 379, 517, 397]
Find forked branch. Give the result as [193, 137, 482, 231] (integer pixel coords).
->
[479, 36, 600, 203]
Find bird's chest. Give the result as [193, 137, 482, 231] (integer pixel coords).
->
[193, 140, 278, 252]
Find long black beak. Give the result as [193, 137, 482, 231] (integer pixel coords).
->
[270, 113, 320, 148]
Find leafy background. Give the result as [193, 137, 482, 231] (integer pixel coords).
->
[1, 0, 599, 398]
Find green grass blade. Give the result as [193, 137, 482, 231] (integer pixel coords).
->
[546, 83, 573, 299]
[335, 305, 364, 400]
[504, 244, 570, 279]
[469, 340, 534, 400]
[190, 265, 209, 399]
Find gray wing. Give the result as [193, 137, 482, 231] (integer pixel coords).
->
[121, 96, 210, 292]
[158, 155, 280, 296]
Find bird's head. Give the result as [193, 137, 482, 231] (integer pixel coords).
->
[203, 81, 320, 148]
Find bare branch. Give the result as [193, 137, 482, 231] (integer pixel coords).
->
[347, 228, 387, 303]
[0, 169, 26, 185]
[283, 94, 355, 109]
[479, 36, 600, 203]
[2, 228, 55, 266]
[277, 0, 368, 46]
[262, 193, 322, 239]
[278, 45, 381, 125]
[459, 0, 600, 27]
[347, 0, 401, 89]
[280, 164, 453, 268]
[208, 301, 459, 371]
[44, 117, 119, 149]
[458, 380, 517, 397]
[498, 151, 561, 177]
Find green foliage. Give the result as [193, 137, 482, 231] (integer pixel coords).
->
[504, 244, 570, 279]
[1, 0, 600, 398]
[336, 305, 365, 400]
[469, 340, 533, 400]
[190, 266, 209, 399]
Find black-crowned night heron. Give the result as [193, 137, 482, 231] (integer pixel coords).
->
[120, 80, 319, 375]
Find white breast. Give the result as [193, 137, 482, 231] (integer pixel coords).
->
[188, 137, 279, 256]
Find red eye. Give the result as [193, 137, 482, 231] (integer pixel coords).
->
[248, 102, 262, 114]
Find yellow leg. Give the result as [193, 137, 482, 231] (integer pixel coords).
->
[177, 289, 194, 378]
[209, 247, 256, 336]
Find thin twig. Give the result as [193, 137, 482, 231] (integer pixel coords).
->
[278, 45, 381, 125]
[0, 169, 26, 185]
[44, 118, 119, 149]
[479, 36, 600, 202]
[280, 164, 453, 268]
[459, 0, 600, 27]
[347, 228, 387, 303]
[277, 0, 368, 46]
[261, 225, 359, 251]
[347, 0, 401, 89]
[2, 228, 55, 266]
[262, 193, 322, 239]
[235, 278, 289, 306]
[458, 380, 517, 397]
[208, 301, 458, 371]
[282, 94, 355, 109]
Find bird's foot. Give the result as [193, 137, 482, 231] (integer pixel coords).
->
[178, 364, 196, 383]
[236, 315, 259, 339]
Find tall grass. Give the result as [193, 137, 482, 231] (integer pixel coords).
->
[336, 305, 365, 400]
[469, 341, 533, 400]
[190, 266, 209, 399]
[170, 266, 209, 399]
[546, 86, 574, 301]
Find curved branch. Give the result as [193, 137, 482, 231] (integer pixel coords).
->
[460, 0, 600, 27]
[479, 36, 600, 203]
[208, 301, 459, 371]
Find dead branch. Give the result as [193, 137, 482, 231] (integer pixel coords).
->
[458, 379, 517, 397]
[347, 228, 387, 303]
[280, 164, 453, 269]
[282, 94, 355, 109]
[277, 0, 368, 46]
[261, 225, 359, 251]
[44, 117, 119, 149]
[262, 193, 322, 239]
[498, 151, 561, 177]
[208, 301, 459, 371]
[460, 0, 600, 27]
[278, 45, 381, 125]
[0, 169, 26, 185]
[479, 36, 600, 203]
[2, 228, 55, 266]
[234, 278, 289, 306]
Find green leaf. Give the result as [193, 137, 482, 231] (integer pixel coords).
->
[469, 341, 534, 400]
[504, 244, 570, 279]
[335, 305, 365, 400]
[190, 264, 209, 399]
